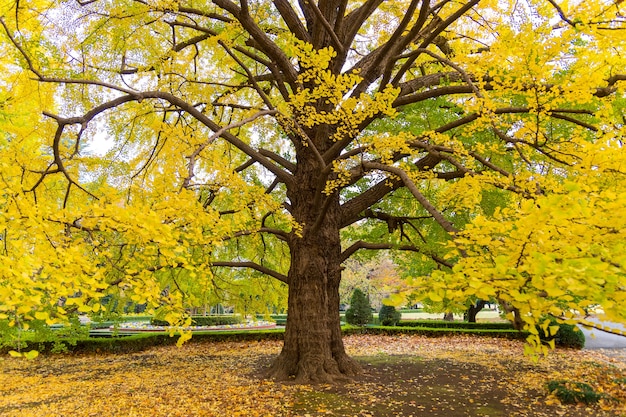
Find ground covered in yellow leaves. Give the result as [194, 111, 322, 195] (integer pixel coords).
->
[1, 335, 624, 416]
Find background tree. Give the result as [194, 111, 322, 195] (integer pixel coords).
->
[345, 289, 373, 327]
[0, 0, 625, 382]
[339, 255, 407, 309]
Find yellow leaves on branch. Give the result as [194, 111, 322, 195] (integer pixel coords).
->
[405, 139, 626, 354]
[281, 37, 399, 141]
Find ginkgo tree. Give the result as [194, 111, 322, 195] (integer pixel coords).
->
[0, 0, 625, 382]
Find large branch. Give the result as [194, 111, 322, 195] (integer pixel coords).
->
[362, 162, 459, 234]
[340, 240, 453, 268]
[339, 178, 400, 228]
[272, 0, 310, 42]
[308, 0, 344, 53]
[339, 152, 444, 227]
[211, 261, 289, 284]
[183, 109, 278, 188]
[341, 0, 385, 49]
[212, 0, 299, 88]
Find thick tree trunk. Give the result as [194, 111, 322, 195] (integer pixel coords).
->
[266, 155, 361, 383]
[266, 227, 361, 382]
[465, 300, 487, 323]
[499, 300, 524, 330]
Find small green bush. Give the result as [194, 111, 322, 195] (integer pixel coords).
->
[539, 318, 585, 349]
[547, 380, 604, 404]
[379, 305, 401, 326]
[345, 289, 372, 327]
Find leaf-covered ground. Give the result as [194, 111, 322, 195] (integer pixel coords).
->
[1, 335, 624, 416]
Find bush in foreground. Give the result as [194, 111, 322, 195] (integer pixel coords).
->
[539, 319, 585, 349]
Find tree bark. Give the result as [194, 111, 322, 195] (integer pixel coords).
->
[499, 300, 524, 330]
[465, 300, 487, 323]
[266, 154, 361, 383]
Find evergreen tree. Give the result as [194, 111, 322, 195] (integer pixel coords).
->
[345, 289, 372, 327]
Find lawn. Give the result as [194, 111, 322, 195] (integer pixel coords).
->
[1, 334, 624, 416]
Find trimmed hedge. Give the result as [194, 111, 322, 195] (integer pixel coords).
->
[396, 320, 515, 330]
[0, 329, 286, 355]
[346, 326, 528, 340]
[256, 314, 287, 325]
[9, 322, 587, 356]
[151, 315, 242, 327]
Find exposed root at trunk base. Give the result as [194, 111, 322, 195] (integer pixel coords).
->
[266, 351, 363, 384]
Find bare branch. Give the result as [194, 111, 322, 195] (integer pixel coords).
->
[272, 0, 310, 42]
[307, 0, 344, 54]
[546, 0, 578, 28]
[182, 109, 278, 189]
[340, 240, 453, 268]
[362, 162, 459, 234]
[211, 261, 289, 284]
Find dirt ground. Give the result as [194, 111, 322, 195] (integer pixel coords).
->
[284, 335, 626, 417]
[289, 355, 621, 417]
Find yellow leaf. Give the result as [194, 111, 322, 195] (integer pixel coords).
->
[24, 350, 39, 360]
[176, 331, 192, 347]
[77, 304, 92, 313]
[34, 311, 49, 321]
[428, 292, 443, 302]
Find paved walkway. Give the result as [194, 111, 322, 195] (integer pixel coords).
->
[578, 318, 626, 349]
[578, 318, 626, 367]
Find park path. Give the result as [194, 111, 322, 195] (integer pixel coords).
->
[578, 317, 626, 366]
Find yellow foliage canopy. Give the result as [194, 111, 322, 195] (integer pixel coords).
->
[0, 0, 624, 361]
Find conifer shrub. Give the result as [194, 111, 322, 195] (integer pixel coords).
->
[379, 305, 401, 326]
[345, 289, 373, 327]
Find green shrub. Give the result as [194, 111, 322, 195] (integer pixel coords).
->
[256, 314, 287, 325]
[345, 289, 372, 327]
[539, 318, 585, 349]
[547, 380, 604, 404]
[379, 305, 401, 326]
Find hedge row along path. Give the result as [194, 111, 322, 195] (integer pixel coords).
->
[1, 335, 624, 416]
